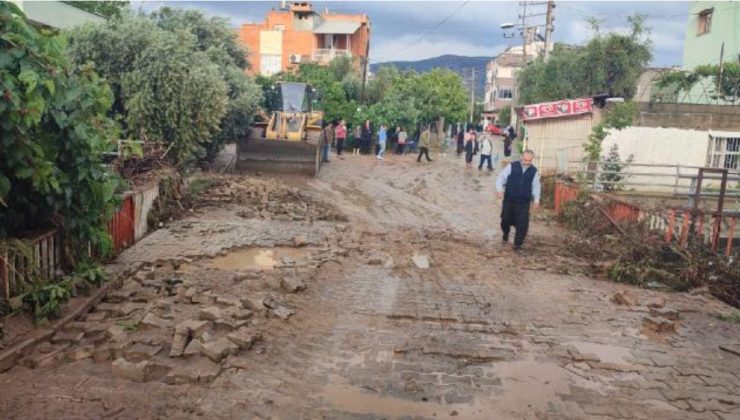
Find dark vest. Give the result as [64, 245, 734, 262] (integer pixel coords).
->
[504, 161, 537, 203]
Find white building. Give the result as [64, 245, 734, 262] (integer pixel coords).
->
[10, 0, 104, 29]
[484, 41, 551, 117]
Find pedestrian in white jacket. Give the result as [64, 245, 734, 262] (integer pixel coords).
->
[478, 135, 495, 171]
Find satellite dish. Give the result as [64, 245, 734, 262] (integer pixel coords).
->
[500, 22, 515, 30]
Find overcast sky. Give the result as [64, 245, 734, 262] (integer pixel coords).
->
[133, 1, 690, 67]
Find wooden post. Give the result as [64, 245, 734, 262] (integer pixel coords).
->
[665, 209, 675, 243]
[726, 217, 736, 256]
[680, 211, 690, 248]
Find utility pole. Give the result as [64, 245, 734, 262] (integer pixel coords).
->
[470, 68, 476, 124]
[543, 0, 554, 61]
[717, 42, 725, 104]
[520, 1, 528, 65]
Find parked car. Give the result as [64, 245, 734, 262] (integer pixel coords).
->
[486, 123, 505, 136]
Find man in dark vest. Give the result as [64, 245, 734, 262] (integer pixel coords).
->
[495, 150, 541, 250]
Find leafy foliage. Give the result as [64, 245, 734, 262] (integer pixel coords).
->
[497, 105, 512, 125]
[64, 1, 129, 19]
[0, 2, 121, 255]
[66, 9, 261, 165]
[517, 14, 652, 104]
[599, 144, 634, 191]
[23, 280, 71, 321]
[260, 59, 468, 131]
[656, 62, 740, 104]
[584, 101, 637, 161]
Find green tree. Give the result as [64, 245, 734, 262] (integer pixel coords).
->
[497, 105, 512, 125]
[518, 14, 652, 104]
[150, 8, 260, 158]
[122, 30, 228, 164]
[64, 1, 129, 19]
[584, 101, 638, 161]
[67, 10, 260, 164]
[0, 2, 121, 256]
[656, 62, 740, 104]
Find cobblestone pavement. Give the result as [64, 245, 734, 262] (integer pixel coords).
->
[0, 150, 738, 419]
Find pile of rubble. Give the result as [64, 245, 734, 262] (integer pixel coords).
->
[17, 253, 319, 384]
[556, 193, 740, 308]
[199, 176, 347, 222]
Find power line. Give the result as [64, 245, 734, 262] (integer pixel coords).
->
[370, 0, 470, 63]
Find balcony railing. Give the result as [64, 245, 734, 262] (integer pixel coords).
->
[312, 48, 352, 64]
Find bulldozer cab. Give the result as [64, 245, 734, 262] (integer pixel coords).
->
[237, 82, 324, 176]
[265, 82, 316, 113]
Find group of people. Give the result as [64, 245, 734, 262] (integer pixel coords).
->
[320, 118, 539, 251]
[319, 120, 435, 163]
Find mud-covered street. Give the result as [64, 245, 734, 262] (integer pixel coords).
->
[1, 149, 739, 420]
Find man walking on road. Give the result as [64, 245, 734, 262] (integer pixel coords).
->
[417, 125, 433, 162]
[478, 135, 494, 171]
[376, 124, 387, 160]
[495, 150, 540, 251]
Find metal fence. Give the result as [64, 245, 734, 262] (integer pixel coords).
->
[554, 167, 740, 255]
[559, 160, 740, 199]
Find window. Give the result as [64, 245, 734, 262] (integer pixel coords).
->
[697, 8, 713, 35]
[273, 24, 285, 31]
[498, 88, 513, 100]
[707, 135, 740, 170]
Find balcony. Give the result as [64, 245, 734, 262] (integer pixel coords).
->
[312, 48, 352, 65]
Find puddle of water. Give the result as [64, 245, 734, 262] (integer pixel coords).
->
[208, 247, 307, 271]
[319, 375, 489, 419]
[566, 341, 633, 365]
[490, 355, 601, 411]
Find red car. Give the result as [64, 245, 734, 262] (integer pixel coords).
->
[486, 123, 505, 136]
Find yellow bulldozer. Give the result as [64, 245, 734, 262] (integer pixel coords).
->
[236, 82, 324, 176]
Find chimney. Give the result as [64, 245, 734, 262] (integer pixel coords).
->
[280, 1, 287, 10]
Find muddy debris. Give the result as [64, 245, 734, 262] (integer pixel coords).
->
[612, 290, 637, 306]
[198, 175, 347, 222]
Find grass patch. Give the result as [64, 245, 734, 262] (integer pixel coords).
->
[714, 312, 740, 324]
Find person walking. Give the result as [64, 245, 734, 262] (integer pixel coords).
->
[478, 134, 494, 171]
[456, 128, 465, 156]
[416, 125, 432, 162]
[376, 123, 388, 160]
[335, 119, 347, 158]
[396, 126, 407, 154]
[503, 124, 515, 157]
[464, 128, 476, 168]
[321, 120, 335, 163]
[495, 150, 541, 251]
[352, 124, 361, 156]
[361, 120, 372, 155]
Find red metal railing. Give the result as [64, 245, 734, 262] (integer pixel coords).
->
[554, 180, 738, 255]
[107, 193, 135, 254]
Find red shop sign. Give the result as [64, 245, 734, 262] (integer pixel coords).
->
[521, 98, 593, 121]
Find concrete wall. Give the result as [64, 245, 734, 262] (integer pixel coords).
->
[601, 127, 709, 192]
[636, 102, 740, 131]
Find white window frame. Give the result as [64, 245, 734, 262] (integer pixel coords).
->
[707, 133, 740, 170]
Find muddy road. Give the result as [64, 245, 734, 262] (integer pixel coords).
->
[1, 147, 739, 419]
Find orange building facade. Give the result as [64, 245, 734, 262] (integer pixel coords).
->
[237, 2, 371, 78]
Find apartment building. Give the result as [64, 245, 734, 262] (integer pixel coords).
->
[238, 2, 370, 77]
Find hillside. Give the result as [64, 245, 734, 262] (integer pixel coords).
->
[370, 54, 490, 98]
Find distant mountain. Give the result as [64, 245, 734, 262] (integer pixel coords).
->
[370, 54, 490, 99]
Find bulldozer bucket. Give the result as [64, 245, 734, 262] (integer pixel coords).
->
[236, 137, 321, 177]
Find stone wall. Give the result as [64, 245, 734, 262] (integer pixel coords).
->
[636, 103, 740, 131]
